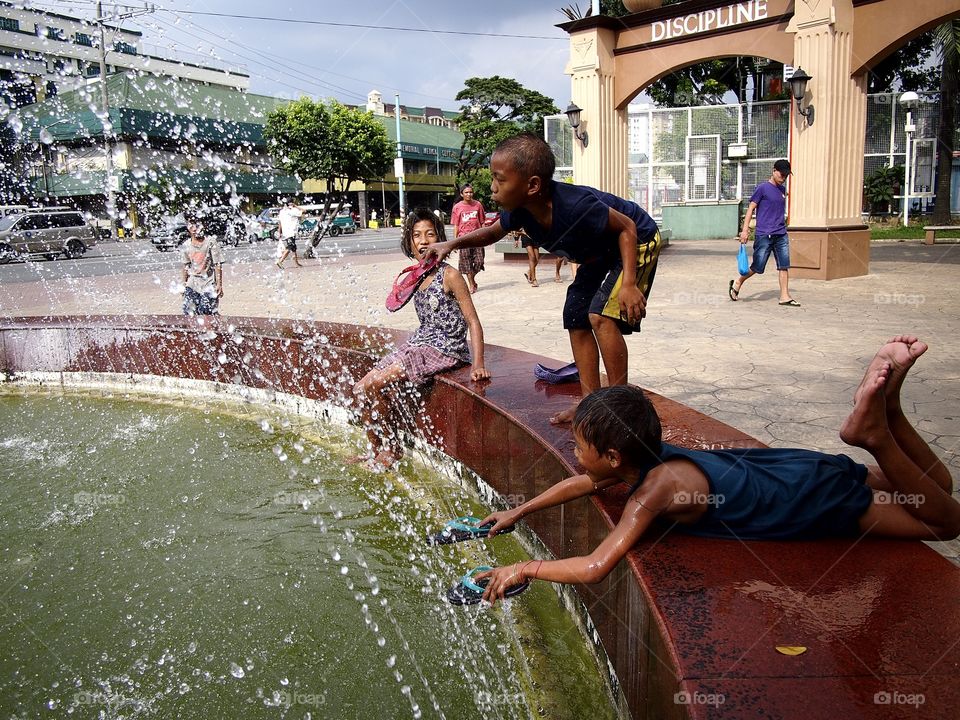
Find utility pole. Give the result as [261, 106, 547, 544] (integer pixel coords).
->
[95, 2, 154, 240]
[394, 94, 405, 219]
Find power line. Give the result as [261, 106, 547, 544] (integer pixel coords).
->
[159, 9, 566, 41]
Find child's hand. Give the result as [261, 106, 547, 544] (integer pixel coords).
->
[471, 365, 491, 382]
[424, 240, 454, 262]
[618, 285, 647, 326]
[476, 564, 526, 606]
[479, 509, 516, 536]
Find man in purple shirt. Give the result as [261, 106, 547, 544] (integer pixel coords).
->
[729, 159, 800, 307]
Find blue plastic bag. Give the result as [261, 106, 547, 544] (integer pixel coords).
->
[737, 244, 749, 276]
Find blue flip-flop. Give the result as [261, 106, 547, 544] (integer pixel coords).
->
[533, 361, 579, 384]
[446, 565, 530, 606]
[426, 516, 515, 546]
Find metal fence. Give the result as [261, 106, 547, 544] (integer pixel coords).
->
[546, 91, 950, 218]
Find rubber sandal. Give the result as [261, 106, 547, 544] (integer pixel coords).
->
[778, 299, 801, 307]
[533, 362, 579, 384]
[385, 255, 439, 312]
[728, 279, 739, 301]
[426, 516, 515, 546]
[446, 565, 529, 606]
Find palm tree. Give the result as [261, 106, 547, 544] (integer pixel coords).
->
[932, 20, 959, 225]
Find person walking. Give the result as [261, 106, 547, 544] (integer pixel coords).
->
[451, 184, 486, 294]
[276, 199, 303, 269]
[730, 159, 799, 306]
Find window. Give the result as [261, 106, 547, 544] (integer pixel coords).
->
[0, 18, 19, 32]
[75, 32, 94, 47]
[52, 213, 84, 228]
[46, 26, 66, 41]
[113, 40, 136, 55]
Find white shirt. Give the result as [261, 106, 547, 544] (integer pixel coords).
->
[278, 207, 302, 239]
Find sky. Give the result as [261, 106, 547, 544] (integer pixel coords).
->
[42, 0, 583, 112]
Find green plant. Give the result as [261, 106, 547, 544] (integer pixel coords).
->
[863, 164, 904, 216]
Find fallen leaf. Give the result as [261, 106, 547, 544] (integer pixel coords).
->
[776, 645, 807, 656]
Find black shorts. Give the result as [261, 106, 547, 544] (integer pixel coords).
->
[283, 236, 297, 252]
[562, 231, 661, 335]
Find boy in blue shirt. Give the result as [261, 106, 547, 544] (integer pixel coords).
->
[730, 159, 799, 306]
[475, 335, 960, 603]
[428, 133, 662, 424]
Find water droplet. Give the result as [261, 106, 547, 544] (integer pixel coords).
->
[39, 127, 54, 145]
[386, 655, 396, 668]
[280, 677, 289, 686]
[229, 662, 245, 679]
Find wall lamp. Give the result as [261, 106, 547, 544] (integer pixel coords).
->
[788, 68, 814, 126]
[565, 102, 589, 147]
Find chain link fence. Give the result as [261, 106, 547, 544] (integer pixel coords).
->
[546, 91, 952, 219]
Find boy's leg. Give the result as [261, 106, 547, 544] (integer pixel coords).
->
[841, 355, 960, 539]
[858, 336, 952, 493]
[590, 314, 628, 386]
[550, 329, 601, 425]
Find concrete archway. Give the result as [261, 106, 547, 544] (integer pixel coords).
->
[561, 0, 960, 279]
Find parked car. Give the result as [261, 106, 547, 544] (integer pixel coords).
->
[0, 209, 98, 263]
[150, 207, 247, 251]
[150, 214, 188, 252]
[197, 206, 246, 246]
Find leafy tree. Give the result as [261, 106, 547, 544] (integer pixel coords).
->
[264, 98, 392, 217]
[932, 20, 959, 225]
[453, 76, 559, 187]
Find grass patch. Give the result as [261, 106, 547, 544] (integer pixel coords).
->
[869, 223, 926, 240]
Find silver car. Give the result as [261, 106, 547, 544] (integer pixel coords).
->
[0, 210, 98, 263]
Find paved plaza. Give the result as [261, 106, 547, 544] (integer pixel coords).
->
[3, 233, 959, 560]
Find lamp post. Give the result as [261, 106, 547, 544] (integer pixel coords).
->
[899, 91, 919, 228]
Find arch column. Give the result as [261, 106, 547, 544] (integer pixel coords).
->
[787, 0, 870, 279]
[566, 27, 628, 196]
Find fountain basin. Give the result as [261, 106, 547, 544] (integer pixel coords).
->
[2, 315, 958, 719]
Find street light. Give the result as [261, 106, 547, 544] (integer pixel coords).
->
[899, 91, 919, 228]
[787, 68, 814, 126]
[565, 102, 588, 148]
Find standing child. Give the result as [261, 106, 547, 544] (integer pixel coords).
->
[181, 210, 224, 316]
[730, 159, 798, 306]
[352, 208, 491, 470]
[428, 133, 661, 425]
[475, 336, 960, 603]
[451, 184, 486, 294]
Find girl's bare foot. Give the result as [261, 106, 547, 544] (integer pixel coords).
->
[549, 404, 578, 425]
[366, 449, 401, 472]
[840, 362, 892, 450]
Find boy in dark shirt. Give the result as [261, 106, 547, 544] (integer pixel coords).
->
[428, 133, 661, 424]
[476, 335, 960, 603]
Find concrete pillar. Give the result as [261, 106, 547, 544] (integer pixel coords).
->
[565, 27, 628, 196]
[787, 0, 871, 279]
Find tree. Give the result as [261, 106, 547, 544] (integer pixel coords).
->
[931, 20, 959, 225]
[453, 76, 559, 186]
[264, 98, 393, 217]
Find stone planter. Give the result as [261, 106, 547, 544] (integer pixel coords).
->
[621, 0, 662, 12]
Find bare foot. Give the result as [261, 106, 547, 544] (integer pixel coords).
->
[366, 450, 401, 472]
[840, 361, 892, 450]
[855, 335, 928, 409]
[554, 275, 562, 283]
[549, 404, 578, 425]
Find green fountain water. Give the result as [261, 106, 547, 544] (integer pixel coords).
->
[0, 388, 618, 719]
